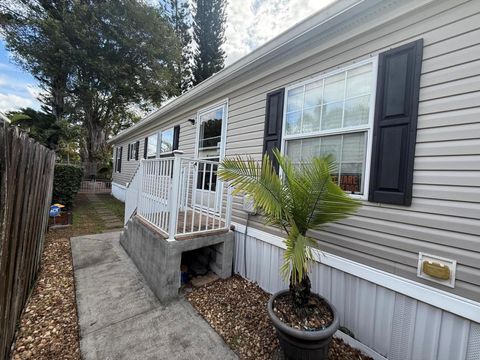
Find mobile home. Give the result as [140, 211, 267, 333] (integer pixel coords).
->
[108, 0, 480, 358]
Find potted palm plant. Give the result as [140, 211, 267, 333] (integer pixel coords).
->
[218, 149, 360, 360]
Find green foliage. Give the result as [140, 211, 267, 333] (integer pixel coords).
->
[218, 149, 361, 287]
[192, 0, 227, 85]
[7, 108, 61, 149]
[1, 0, 181, 162]
[164, 0, 193, 93]
[7, 107, 82, 163]
[52, 164, 84, 209]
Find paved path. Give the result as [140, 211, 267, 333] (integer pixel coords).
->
[84, 194, 124, 230]
[71, 231, 237, 360]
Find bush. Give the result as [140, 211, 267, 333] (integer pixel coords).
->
[52, 164, 84, 209]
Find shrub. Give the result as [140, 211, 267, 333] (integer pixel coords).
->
[52, 164, 84, 209]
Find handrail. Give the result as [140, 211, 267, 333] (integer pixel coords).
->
[125, 154, 232, 240]
[126, 162, 141, 188]
[124, 161, 143, 224]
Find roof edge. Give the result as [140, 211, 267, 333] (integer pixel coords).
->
[108, 0, 362, 144]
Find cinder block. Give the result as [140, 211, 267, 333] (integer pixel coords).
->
[120, 217, 234, 302]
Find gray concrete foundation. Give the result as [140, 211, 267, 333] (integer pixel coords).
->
[120, 216, 234, 302]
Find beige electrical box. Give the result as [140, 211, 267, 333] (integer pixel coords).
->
[418, 253, 456, 288]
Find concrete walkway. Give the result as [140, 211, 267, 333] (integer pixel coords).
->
[71, 231, 237, 360]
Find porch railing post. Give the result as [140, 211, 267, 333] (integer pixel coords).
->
[137, 160, 144, 216]
[167, 151, 183, 241]
[225, 185, 233, 229]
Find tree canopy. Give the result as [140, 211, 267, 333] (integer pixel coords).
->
[1, 0, 181, 162]
[7, 107, 81, 163]
[192, 0, 227, 85]
[164, 0, 193, 94]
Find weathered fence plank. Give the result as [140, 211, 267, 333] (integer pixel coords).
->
[0, 125, 55, 360]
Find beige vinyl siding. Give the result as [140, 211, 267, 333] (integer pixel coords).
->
[226, 0, 480, 301]
[112, 0, 480, 301]
[112, 112, 197, 186]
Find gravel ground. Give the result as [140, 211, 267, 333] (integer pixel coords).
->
[10, 194, 125, 360]
[10, 235, 80, 360]
[186, 275, 373, 360]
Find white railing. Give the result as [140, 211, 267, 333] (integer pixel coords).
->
[124, 164, 142, 225]
[124, 152, 232, 241]
[137, 157, 174, 236]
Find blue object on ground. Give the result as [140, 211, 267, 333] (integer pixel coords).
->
[49, 206, 60, 217]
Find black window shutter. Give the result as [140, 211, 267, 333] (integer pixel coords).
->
[173, 125, 180, 151]
[369, 39, 423, 206]
[135, 141, 139, 160]
[118, 146, 123, 173]
[144, 137, 148, 159]
[127, 143, 131, 161]
[263, 88, 285, 172]
[114, 148, 118, 172]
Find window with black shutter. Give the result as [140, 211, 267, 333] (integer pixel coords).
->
[263, 88, 285, 172]
[173, 125, 180, 151]
[114, 147, 118, 172]
[116, 146, 123, 173]
[144, 137, 148, 159]
[369, 39, 423, 206]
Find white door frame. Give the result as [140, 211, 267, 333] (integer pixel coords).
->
[193, 99, 229, 211]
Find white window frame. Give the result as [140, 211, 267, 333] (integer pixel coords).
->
[280, 57, 378, 200]
[115, 146, 122, 172]
[158, 127, 174, 155]
[193, 99, 229, 211]
[194, 99, 229, 161]
[128, 141, 138, 161]
[146, 133, 158, 159]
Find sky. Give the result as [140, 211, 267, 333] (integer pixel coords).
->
[0, 40, 43, 113]
[0, 0, 334, 114]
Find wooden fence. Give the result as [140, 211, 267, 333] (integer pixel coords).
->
[0, 124, 56, 360]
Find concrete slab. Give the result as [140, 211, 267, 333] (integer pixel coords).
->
[71, 236, 122, 270]
[74, 258, 160, 335]
[97, 210, 116, 215]
[81, 299, 237, 360]
[99, 214, 120, 220]
[104, 222, 124, 229]
[71, 232, 237, 360]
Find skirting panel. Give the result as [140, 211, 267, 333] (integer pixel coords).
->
[233, 231, 480, 360]
[111, 182, 126, 202]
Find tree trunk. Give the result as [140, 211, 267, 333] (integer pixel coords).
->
[51, 75, 67, 122]
[289, 272, 312, 312]
[84, 113, 106, 163]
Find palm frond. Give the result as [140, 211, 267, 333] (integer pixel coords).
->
[218, 150, 361, 286]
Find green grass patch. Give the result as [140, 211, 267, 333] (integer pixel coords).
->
[95, 194, 125, 220]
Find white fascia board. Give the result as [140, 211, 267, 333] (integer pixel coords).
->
[232, 221, 480, 323]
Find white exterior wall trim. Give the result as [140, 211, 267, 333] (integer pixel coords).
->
[112, 182, 127, 190]
[232, 221, 480, 323]
[111, 182, 127, 202]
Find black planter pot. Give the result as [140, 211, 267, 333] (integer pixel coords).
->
[267, 290, 339, 360]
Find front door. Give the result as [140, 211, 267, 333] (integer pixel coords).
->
[194, 102, 227, 211]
